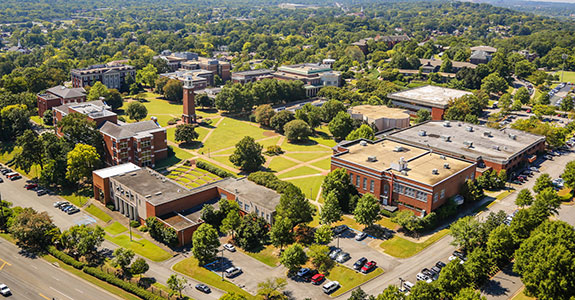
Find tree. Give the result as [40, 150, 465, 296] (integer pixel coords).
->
[14, 129, 44, 173]
[329, 111, 355, 140]
[113, 247, 135, 271]
[66, 143, 100, 184]
[130, 257, 149, 279]
[392, 210, 423, 234]
[164, 79, 183, 103]
[136, 64, 158, 87]
[60, 225, 105, 258]
[514, 220, 575, 300]
[346, 124, 374, 141]
[348, 288, 370, 300]
[221, 210, 241, 240]
[269, 216, 294, 251]
[532, 188, 561, 220]
[42, 109, 53, 125]
[284, 119, 312, 141]
[561, 160, 575, 189]
[481, 73, 508, 95]
[155, 76, 170, 94]
[87, 81, 109, 101]
[461, 179, 484, 202]
[353, 193, 381, 228]
[499, 94, 512, 111]
[320, 191, 343, 225]
[487, 224, 515, 268]
[106, 89, 123, 111]
[196, 93, 213, 108]
[533, 173, 553, 193]
[464, 247, 492, 286]
[511, 99, 523, 111]
[308, 244, 334, 273]
[436, 260, 471, 299]
[414, 110, 431, 124]
[10, 208, 58, 250]
[407, 282, 441, 300]
[257, 277, 288, 300]
[1, 104, 30, 140]
[58, 112, 102, 149]
[514, 87, 530, 104]
[454, 288, 486, 300]
[450, 216, 483, 251]
[276, 185, 314, 226]
[314, 224, 333, 245]
[174, 123, 199, 144]
[167, 274, 187, 298]
[560, 95, 574, 112]
[125, 101, 148, 121]
[515, 189, 534, 207]
[220, 292, 247, 300]
[375, 285, 405, 300]
[254, 104, 275, 127]
[294, 103, 322, 129]
[280, 243, 307, 272]
[229, 136, 265, 172]
[440, 58, 453, 73]
[321, 100, 346, 122]
[321, 168, 356, 213]
[235, 213, 269, 250]
[192, 223, 220, 265]
[270, 110, 295, 133]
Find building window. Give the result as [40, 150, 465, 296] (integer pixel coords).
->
[140, 140, 151, 148]
[393, 182, 400, 193]
[244, 203, 250, 211]
[356, 176, 360, 187]
[416, 191, 427, 202]
[363, 178, 367, 190]
[433, 193, 439, 203]
[440, 189, 445, 199]
[370, 180, 374, 193]
[350, 174, 354, 184]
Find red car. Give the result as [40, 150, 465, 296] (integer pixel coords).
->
[25, 183, 38, 190]
[311, 273, 325, 285]
[361, 261, 377, 273]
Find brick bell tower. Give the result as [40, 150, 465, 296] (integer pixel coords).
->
[182, 76, 196, 124]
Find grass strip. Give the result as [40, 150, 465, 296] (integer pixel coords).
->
[379, 229, 450, 258]
[105, 234, 172, 262]
[85, 204, 113, 222]
[104, 222, 128, 235]
[329, 264, 384, 297]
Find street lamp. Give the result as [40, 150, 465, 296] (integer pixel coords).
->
[562, 54, 568, 82]
[399, 277, 405, 292]
[220, 249, 225, 281]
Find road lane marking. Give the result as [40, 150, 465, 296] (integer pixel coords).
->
[39, 293, 51, 300]
[75, 288, 84, 294]
[50, 286, 74, 300]
[0, 258, 11, 271]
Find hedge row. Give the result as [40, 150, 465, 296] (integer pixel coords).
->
[83, 267, 164, 300]
[196, 160, 236, 178]
[247, 171, 297, 193]
[47, 246, 86, 269]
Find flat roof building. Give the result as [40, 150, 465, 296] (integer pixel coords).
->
[71, 62, 136, 90]
[331, 139, 476, 215]
[37, 85, 87, 117]
[93, 164, 281, 245]
[387, 85, 472, 120]
[231, 69, 274, 84]
[273, 63, 341, 97]
[388, 121, 546, 175]
[348, 105, 411, 132]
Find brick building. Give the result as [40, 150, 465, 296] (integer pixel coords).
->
[388, 121, 546, 176]
[160, 70, 209, 90]
[387, 85, 472, 120]
[231, 69, 274, 84]
[156, 50, 231, 83]
[331, 139, 476, 216]
[37, 85, 86, 117]
[348, 105, 411, 132]
[71, 62, 136, 90]
[92, 164, 280, 246]
[273, 63, 341, 97]
[53, 100, 118, 134]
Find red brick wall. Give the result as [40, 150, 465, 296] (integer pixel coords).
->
[178, 223, 201, 246]
[431, 107, 445, 120]
[152, 130, 168, 162]
[152, 187, 220, 217]
[431, 165, 476, 211]
[92, 173, 111, 205]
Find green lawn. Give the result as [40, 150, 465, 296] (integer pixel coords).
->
[105, 234, 172, 262]
[279, 139, 331, 152]
[552, 70, 575, 83]
[210, 155, 239, 170]
[155, 145, 195, 169]
[310, 158, 331, 170]
[328, 264, 384, 297]
[43, 255, 142, 300]
[104, 222, 128, 235]
[84, 204, 112, 222]
[512, 288, 534, 300]
[379, 229, 450, 258]
[284, 152, 331, 163]
[200, 117, 269, 152]
[61, 193, 89, 207]
[173, 257, 256, 300]
[278, 166, 322, 179]
[238, 244, 280, 267]
[0, 146, 41, 179]
[268, 156, 300, 173]
[286, 175, 325, 200]
[257, 136, 282, 149]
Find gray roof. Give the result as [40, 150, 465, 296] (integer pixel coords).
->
[388, 121, 546, 165]
[470, 50, 490, 60]
[47, 85, 86, 99]
[100, 120, 162, 140]
[217, 177, 281, 211]
[387, 85, 472, 109]
[53, 100, 108, 115]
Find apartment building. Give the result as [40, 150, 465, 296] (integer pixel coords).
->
[70, 62, 136, 90]
[37, 85, 86, 117]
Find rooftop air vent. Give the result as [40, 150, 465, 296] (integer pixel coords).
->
[492, 145, 500, 151]
[367, 156, 377, 162]
[463, 141, 473, 148]
[441, 135, 451, 142]
[401, 170, 408, 175]
[359, 140, 368, 146]
[509, 134, 517, 140]
[484, 131, 492, 137]
[444, 163, 450, 169]
[443, 121, 451, 127]
[155, 192, 162, 196]
[466, 126, 473, 132]
[393, 146, 404, 152]
[440, 155, 446, 160]
[432, 169, 439, 175]
[418, 130, 427, 136]
[145, 194, 152, 198]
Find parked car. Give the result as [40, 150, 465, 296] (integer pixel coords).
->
[0, 178, 3, 183]
[402, 281, 414, 293]
[354, 232, 367, 241]
[435, 261, 446, 269]
[416, 272, 432, 283]
[24, 183, 37, 190]
[322, 281, 340, 294]
[431, 266, 442, 276]
[0, 284, 11, 296]
[329, 248, 342, 260]
[195, 284, 211, 293]
[422, 268, 435, 280]
[353, 257, 368, 270]
[0, 169, 11, 175]
[67, 207, 80, 215]
[311, 273, 325, 285]
[336, 252, 350, 263]
[452, 251, 466, 259]
[224, 267, 242, 278]
[361, 261, 377, 273]
[333, 225, 348, 235]
[223, 243, 236, 252]
[36, 189, 48, 196]
[54, 201, 68, 208]
[297, 268, 311, 278]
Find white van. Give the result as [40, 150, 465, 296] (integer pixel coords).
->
[403, 281, 414, 293]
[224, 267, 242, 278]
[322, 281, 340, 294]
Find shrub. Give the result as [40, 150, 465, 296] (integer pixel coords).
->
[47, 246, 86, 270]
[130, 220, 140, 228]
[265, 145, 283, 155]
[83, 267, 163, 300]
[380, 209, 397, 218]
[196, 161, 236, 178]
[106, 204, 115, 211]
[247, 171, 296, 193]
[138, 225, 148, 232]
[167, 117, 181, 125]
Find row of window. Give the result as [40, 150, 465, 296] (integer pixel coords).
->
[393, 182, 436, 203]
[236, 199, 271, 222]
[350, 174, 374, 193]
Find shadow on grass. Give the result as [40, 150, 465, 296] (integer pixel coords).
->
[286, 139, 319, 147]
[179, 141, 204, 150]
[197, 108, 218, 114]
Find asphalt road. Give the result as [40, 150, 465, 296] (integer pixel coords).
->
[0, 239, 121, 300]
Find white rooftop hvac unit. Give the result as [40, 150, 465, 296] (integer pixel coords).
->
[359, 140, 368, 146]
[492, 145, 500, 151]
[509, 134, 517, 140]
[367, 156, 377, 162]
[393, 146, 404, 152]
[444, 163, 450, 169]
[465, 126, 473, 132]
[443, 121, 451, 127]
[484, 131, 492, 137]
[391, 157, 408, 171]
[441, 135, 451, 142]
[418, 130, 427, 136]
[463, 141, 473, 148]
[432, 169, 439, 175]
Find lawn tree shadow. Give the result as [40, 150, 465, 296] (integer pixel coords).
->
[364, 224, 394, 240]
[480, 278, 510, 296]
[18, 248, 39, 259]
[197, 108, 218, 114]
[179, 141, 203, 150]
[286, 139, 319, 147]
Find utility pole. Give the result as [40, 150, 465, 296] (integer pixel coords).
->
[220, 249, 225, 281]
[562, 54, 568, 82]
